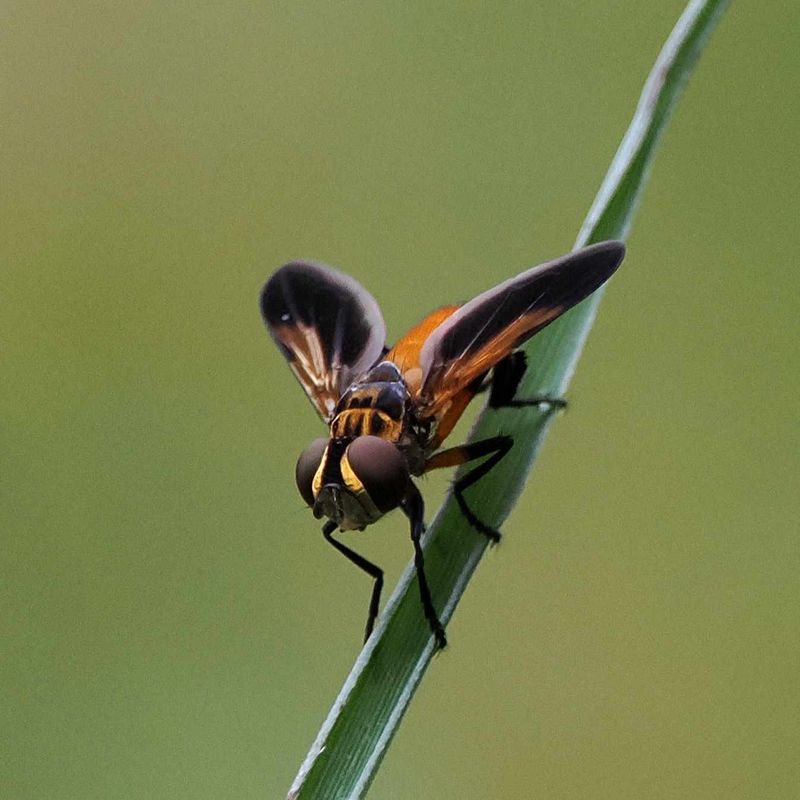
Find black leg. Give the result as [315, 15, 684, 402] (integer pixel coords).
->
[425, 435, 514, 542]
[401, 485, 447, 649]
[489, 351, 567, 410]
[322, 520, 384, 643]
[450, 436, 513, 542]
[420, 356, 564, 547]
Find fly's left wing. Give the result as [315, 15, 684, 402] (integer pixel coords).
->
[261, 261, 386, 422]
[416, 241, 626, 420]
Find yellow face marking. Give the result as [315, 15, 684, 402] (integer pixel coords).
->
[340, 448, 382, 519]
[311, 446, 327, 499]
[339, 450, 365, 496]
[309, 441, 382, 523]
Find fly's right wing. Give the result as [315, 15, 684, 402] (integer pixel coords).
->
[416, 241, 626, 420]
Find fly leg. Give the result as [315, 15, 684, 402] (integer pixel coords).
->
[401, 484, 447, 649]
[322, 520, 384, 643]
[425, 354, 567, 542]
[488, 351, 567, 410]
[424, 436, 514, 543]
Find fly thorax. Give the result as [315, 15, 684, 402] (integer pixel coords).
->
[332, 367, 410, 442]
[330, 409, 401, 440]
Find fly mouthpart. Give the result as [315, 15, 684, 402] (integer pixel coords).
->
[314, 484, 345, 523]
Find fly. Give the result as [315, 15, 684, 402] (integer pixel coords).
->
[260, 241, 625, 648]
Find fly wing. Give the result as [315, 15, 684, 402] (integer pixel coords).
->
[261, 261, 387, 422]
[417, 241, 625, 417]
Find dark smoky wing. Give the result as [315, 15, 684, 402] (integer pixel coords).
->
[261, 261, 387, 421]
[418, 241, 625, 409]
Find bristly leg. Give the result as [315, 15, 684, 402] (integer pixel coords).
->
[322, 520, 384, 643]
[401, 485, 447, 649]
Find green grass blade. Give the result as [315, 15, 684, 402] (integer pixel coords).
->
[288, 2, 729, 797]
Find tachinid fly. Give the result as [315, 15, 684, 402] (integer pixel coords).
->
[260, 241, 625, 648]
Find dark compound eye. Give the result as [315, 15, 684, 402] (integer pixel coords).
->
[295, 438, 328, 507]
[345, 436, 409, 513]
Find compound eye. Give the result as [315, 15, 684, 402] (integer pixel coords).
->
[295, 438, 328, 507]
[346, 436, 409, 513]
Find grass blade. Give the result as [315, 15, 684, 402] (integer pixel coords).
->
[288, 1, 729, 797]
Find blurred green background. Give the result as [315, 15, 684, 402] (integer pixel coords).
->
[3, 2, 798, 798]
